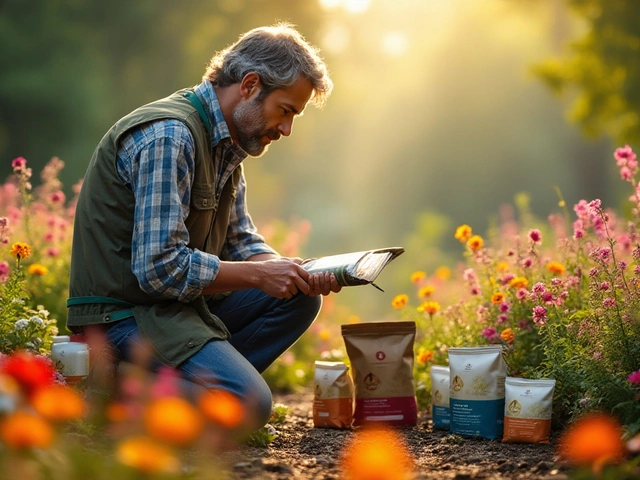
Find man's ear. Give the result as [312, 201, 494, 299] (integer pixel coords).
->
[240, 72, 261, 99]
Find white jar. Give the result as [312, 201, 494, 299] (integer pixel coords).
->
[51, 335, 89, 385]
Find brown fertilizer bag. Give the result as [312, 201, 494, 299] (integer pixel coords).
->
[341, 321, 417, 426]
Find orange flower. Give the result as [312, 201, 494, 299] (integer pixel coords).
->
[144, 397, 203, 447]
[509, 276, 529, 289]
[0, 411, 54, 449]
[391, 294, 409, 309]
[500, 328, 515, 343]
[106, 402, 130, 423]
[1, 351, 56, 395]
[435, 266, 451, 280]
[319, 329, 331, 341]
[454, 224, 472, 243]
[116, 436, 180, 474]
[342, 426, 413, 480]
[409, 271, 426, 284]
[418, 285, 435, 298]
[417, 350, 434, 365]
[496, 261, 509, 272]
[418, 301, 441, 315]
[198, 388, 245, 429]
[32, 385, 87, 422]
[558, 413, 625, 471]
[27, 263, 49, 276]
[491, 292, 506, 304]
[547, 261, 566, 275]
[467, 235, 484, 251]
[9, 242, 31, 260]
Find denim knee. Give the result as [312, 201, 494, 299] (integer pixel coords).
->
[289, 293, 322, 329]
[251, 376, 273, 429]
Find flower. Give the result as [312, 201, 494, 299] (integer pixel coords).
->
[454, 224, 472, 243]
[546, 261, 566, 275]
[143, 397, 203, 447]
[416, 350, 433, 365]
[532, 306, 547, 326]
[491, 292, 505, 304]
[11, 157, 27, 171]
[528, 229, 542, 244]
[481, 327, 499, 342]
[409, 271, 426, 284]
[417, 301, 440, 316]
[627, 369, 640, 384]
[198, 388, 245, 429]
[1, 352, 56, 395]
[9, 241, 31, 259]
[116, 436, 180, 474]
[31, 385, 88, 422]
[466, 235, 484, 251]
[391, 294, 409, 309]
[418, 285, 435, 298]
[434, 266, 451, 280]
[500, 328, 515, 343]
[496, 261, 509, 272]
[614, 144, 636, 166]
[558, 413, 625, 471]
[27, 263, 49, 276]
[0, 411, 54, 449]
[342, 427, 413, 480]
[509, 276, 528, 289]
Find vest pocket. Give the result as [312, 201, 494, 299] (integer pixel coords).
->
[191, 188, 217, 211]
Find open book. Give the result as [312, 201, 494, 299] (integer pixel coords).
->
[301, 247, 404, 292]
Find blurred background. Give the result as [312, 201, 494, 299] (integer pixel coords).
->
[1, 0, 639, 320]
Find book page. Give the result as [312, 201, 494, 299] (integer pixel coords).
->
[353, 251, 393, 282]
[302, 251, 367, 273]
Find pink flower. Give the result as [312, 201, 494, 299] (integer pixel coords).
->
[11, 157, 27, 171]
[614, 145, 636, 166]
[532, 282, 546, 296]
[599, 281, 610, 291]
[497, 314, 508, 324]
[499, 302, 510, 313]
[522, 258, 533, 268]
[620, 166, 632, 180]
[588, 199, 602, 215]
[603, 297, 616, 308]
[0, 217, 7, 228]
[532, 306, 547, 326]
[628, 369, 640, 384]
[0, 261, 9, 282]
[46, 247, 60, 258]
[49, 191, 66, 204]
[462, 268, 476, 282]
[501, 274, 516, 285]
[518, 319, 531, 330]
[528, 229, 542, 245]
[589, 267, 599, 277]
[516, 288, 528, 301]
[574, 200, 590, 221]
[593, 352, 603, 360]
[481, 327, 499, 343]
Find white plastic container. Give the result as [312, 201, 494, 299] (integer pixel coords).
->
[51, 335, 89, 385]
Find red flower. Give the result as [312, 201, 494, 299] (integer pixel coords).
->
[1, 351, 56, 395]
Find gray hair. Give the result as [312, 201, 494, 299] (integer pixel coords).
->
[203, 23, 333, 108]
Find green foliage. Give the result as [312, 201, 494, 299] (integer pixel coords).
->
[269, 403, 291, 424]
[245, 425, 278, 448]
[533, 0, 640, 143]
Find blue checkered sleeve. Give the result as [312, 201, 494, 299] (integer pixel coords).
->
[116, 119, 219, 302]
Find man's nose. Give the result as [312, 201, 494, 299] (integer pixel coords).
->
[277, 119, 293, 137]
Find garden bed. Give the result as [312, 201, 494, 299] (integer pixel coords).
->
[221, 391, 568, 480]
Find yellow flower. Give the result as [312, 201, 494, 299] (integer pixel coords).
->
[342, 427, 413, 480]
[391, 294, 409, 309]
[409, 271, 426, 284]
[435, 266, 451, 280]
[9, 242, 31, 260]
[417, 350, 434, 365]
[32, 385, 87, 422]
[0, 411, 54, 449]
[418, 285, 435, 298]
[319, 329, 331, 341]
[496, 261, 509, 272]
[418, 301, 441, 315]
[467, 235, 484, 251]
[198, 389, 245, 429]
[547, 261, 566, 275]
[500, 328, 515, 343]
[491, 292, 506, 304]
[116, 436, 180, 474]
[454, 224, 472, 243]
[509, 276, 529, 289]
[27, 263, 49, 276]
[144, 397, 203, 447]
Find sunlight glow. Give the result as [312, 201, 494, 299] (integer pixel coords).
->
[381, 31, 408, 57]
[321, 23, 351, 54]
[319, 0, 342, 10]
[343, 0, 371, 13]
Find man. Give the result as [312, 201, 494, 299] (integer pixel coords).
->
[67, 23, 339, 429]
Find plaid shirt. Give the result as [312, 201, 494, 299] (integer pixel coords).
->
[116, 80, 277, 302]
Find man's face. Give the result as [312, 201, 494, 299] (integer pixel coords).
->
[231, 75, 314, 157]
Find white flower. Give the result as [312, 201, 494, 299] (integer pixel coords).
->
[29, 316, 44, 327]
[14, 319, 29, 330]
[50, 326, 59, 336]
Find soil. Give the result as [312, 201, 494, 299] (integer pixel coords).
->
[220, 391, 570, 480]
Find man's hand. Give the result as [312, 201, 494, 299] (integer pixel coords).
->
[259, 258, 311, 299]
[307, 271, 342, 297]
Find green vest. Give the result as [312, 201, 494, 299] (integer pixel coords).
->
[68, 89, 242, 367]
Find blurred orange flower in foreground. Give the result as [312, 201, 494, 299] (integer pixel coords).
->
[1, 351, 56, 395]
[342, 427, 413, 480]
[144, 396, 203, 447]
[116, 436, 180, 474]
[0, 411, 54, 449]
[32, 384, 87, 422]
[558, 413, 626, 470]
[199, 388, 245, 429]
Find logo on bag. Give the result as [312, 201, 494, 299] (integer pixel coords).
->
[464, 363, 472, 371]
[375, 351, 386, 361]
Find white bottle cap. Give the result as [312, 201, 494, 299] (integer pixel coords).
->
[53, 335, 71, 343]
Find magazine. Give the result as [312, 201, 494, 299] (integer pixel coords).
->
[301, 247, 404, 292]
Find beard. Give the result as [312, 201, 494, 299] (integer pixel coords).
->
[231, 97, 278, 157]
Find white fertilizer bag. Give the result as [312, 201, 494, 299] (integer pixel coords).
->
[448, 346, 507, 439]
[429, 365, 450, 429]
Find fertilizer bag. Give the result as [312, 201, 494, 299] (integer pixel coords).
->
[313, 361, 354, 429]
[430, 365, 451, 429]
[502, 377, 556, 444]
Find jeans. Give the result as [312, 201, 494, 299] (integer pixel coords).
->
[106, 289, 322, 428]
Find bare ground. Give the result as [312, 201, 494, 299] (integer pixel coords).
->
[219, 391, 571, 480]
